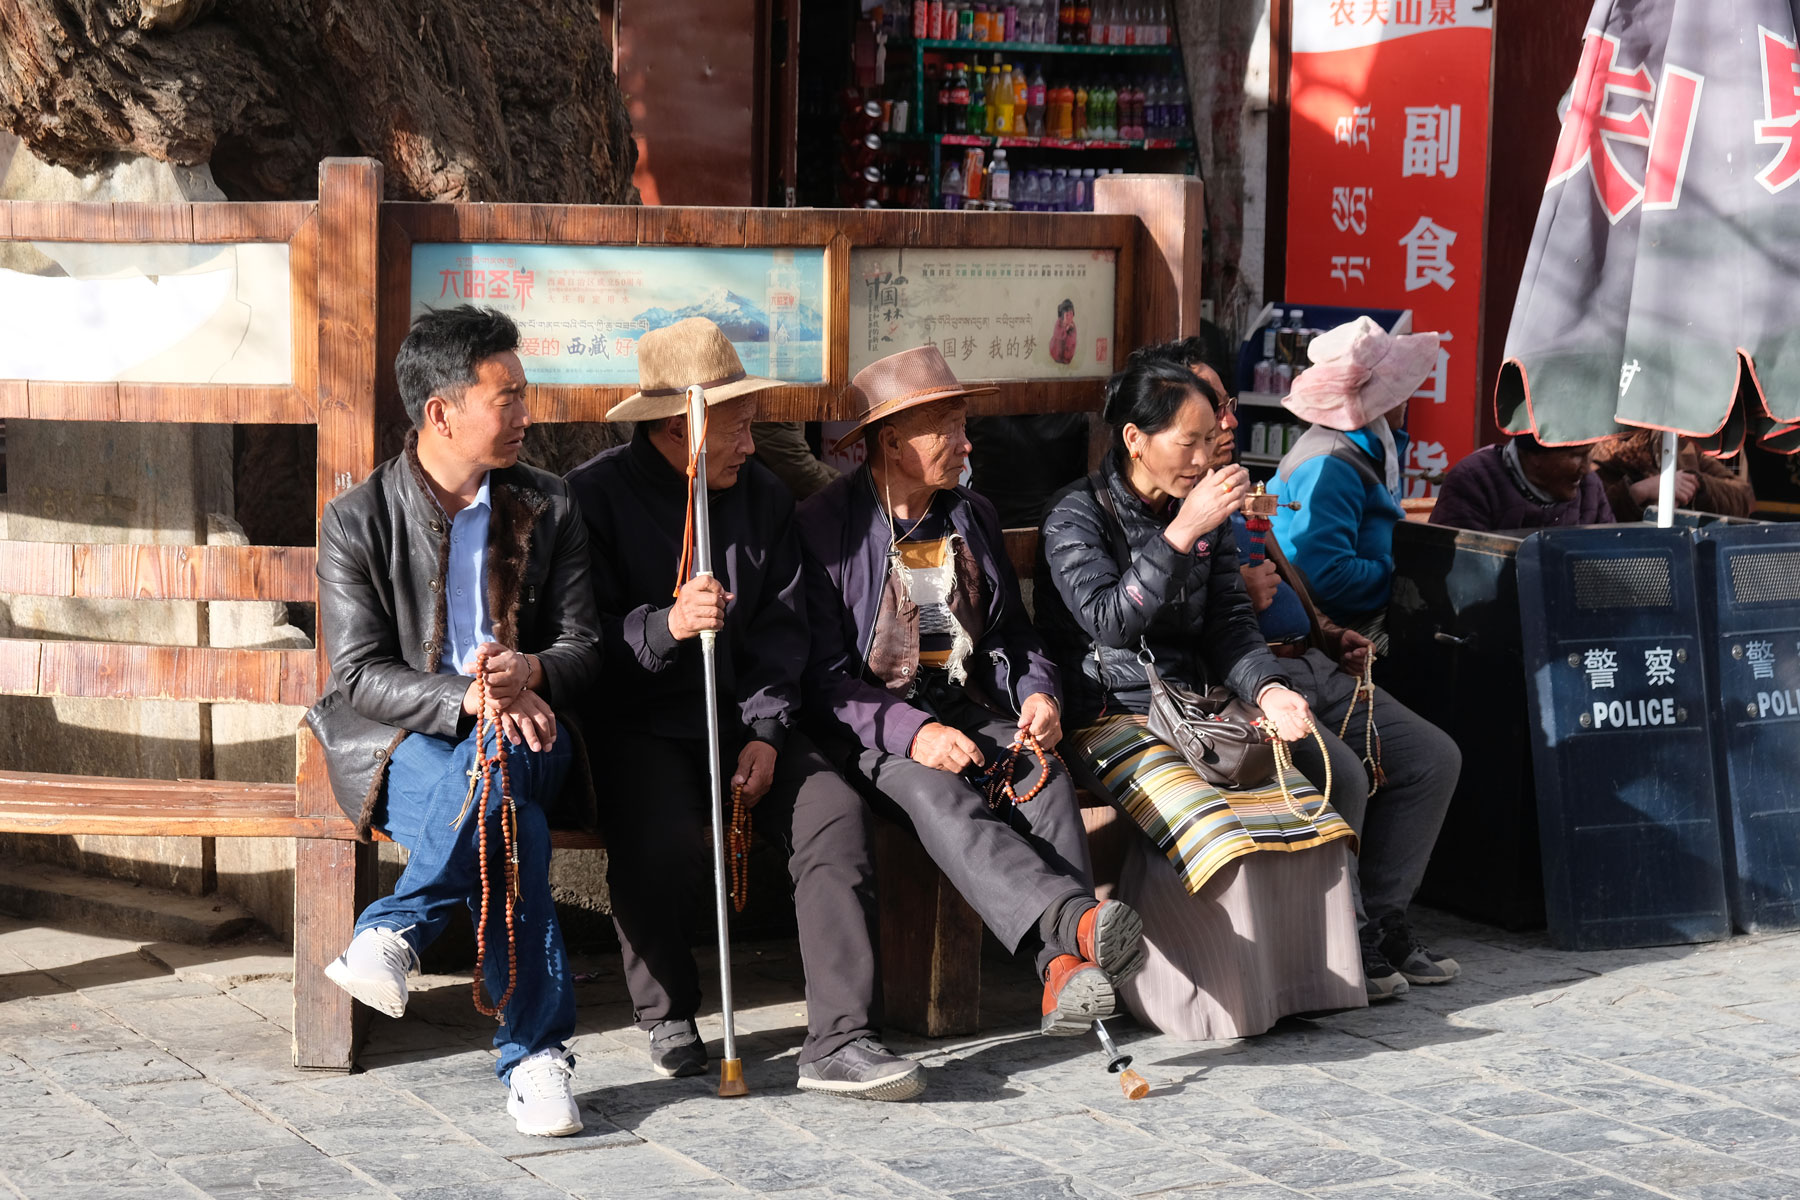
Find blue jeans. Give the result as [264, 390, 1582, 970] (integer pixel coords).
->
[356, 722, 575, 1083]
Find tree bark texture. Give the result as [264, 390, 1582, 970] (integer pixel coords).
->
[0, 0, 639, 203]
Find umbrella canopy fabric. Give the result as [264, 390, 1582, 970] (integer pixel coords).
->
[1497, 0, 1800, 454]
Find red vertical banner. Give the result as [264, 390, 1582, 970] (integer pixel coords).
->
[1286, 0, 1494, 495]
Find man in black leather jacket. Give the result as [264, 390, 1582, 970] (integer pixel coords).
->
[306, 305, 602, 1138]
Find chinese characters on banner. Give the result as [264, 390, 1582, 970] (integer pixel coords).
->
[830, 247, 1117, 473]
[409, 244, 827, 385]
[1287, 0, 1494, 495]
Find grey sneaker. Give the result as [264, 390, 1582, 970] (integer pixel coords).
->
[1361, 938, 1409, 1002]
[797, 1037, 926, 1101]
[1377, 917, 1461, 986]
[648, 1019, 707, 1078]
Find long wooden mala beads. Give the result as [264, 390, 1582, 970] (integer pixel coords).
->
[1336, 650, 1386, 794]
[728, 782, 751, 914]
[982, 730, 1065, 811]
[454, 653, 521, 1021]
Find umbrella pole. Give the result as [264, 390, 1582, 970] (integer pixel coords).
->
[686, 383, 748, 1099]
[1656, 430, 1679, 529]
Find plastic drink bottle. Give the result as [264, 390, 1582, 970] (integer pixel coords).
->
[988, 149, 1010, 202]
[1058, 0, 1074, 42]
[968, 64, 987, 133]
[988, 60, 1012, 133]
[1026, 64, 1047, 136]
[1073, 82, 1088, 140]
[941, 162, 964, 209]
[1074, 0, 1091, 43]
[1091, 0, 1109, 44]
[1011, 67, 1028, 134]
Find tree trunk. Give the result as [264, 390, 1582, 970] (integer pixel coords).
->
[0, 0, 639, 203]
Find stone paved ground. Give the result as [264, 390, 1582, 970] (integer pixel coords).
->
[2, 906, 1798, 1200]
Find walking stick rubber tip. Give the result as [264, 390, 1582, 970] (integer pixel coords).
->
[717, 1058, 749, 1098]
[1118, 1068, 1149, 1100]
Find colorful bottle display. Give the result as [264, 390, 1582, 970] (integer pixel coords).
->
[910, 0, 1169, 46]
[933, 63, 1185, 144]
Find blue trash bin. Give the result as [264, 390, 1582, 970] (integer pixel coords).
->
[1696, 522, 1800, 932]
[1518, 527, 1731, 951]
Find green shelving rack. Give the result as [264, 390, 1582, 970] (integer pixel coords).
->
[893, 35, 1194, 206]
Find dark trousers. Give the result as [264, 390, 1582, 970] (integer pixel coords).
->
[595, 728, 880, 1065]
[1280, 648, 1461, 933]
[825, 685, 1094, 978]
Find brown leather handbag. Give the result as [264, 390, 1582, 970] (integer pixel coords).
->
[1138, 644, 1277, 789]
[1088, 472, 1277, 789]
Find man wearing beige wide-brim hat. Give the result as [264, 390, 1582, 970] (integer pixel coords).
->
[565, 317, 922, 1100]
[797, 345, 1145, 1038]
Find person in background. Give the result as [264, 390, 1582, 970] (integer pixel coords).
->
[752, 421, 841, 502]
[1271, 317, 1441, 651]
[967, 412, 1093, 529]
[1588, 429, 1755, 523]
[798, 345, 1144, 1039]
[1429, 434, 1614, 532]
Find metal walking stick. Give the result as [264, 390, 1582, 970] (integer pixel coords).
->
[686, 383, 750, 1098]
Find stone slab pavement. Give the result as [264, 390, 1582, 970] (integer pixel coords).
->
[1, 906, 1798, 1200]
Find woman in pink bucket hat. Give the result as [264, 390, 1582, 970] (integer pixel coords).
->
[1270, 316, 1440, 651]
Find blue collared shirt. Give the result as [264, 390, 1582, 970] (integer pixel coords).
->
[437, 474, 495, 676]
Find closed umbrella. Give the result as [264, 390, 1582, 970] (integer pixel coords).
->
[1496, 0, 1800, 522]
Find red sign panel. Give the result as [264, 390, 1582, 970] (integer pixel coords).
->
[1286, 0, 1495, 494]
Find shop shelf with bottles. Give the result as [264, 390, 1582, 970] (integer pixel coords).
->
[1235, 303, 1415, 475]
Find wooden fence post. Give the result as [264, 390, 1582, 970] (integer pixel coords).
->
[1094, 174, 1207, 346]
[293, 157, 383, 1071]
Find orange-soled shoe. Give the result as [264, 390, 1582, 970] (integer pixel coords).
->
[1040, 954, 1115, 1036]
[1076, 900, 1145, 986]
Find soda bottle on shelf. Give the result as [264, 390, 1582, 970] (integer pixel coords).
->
[1003, 2, 1019, 40]
[988, 149, 1011, 204]
[967, 63, 987, 133]
[1167, 75, 1188, 140]
[1026, 63, 1047, 135]
[1074, 0, 1091, 43]
[1109, 0, 1128, 45]
[1252, 308, 1283, 394]
[1072, 80, 1089, 141]
[987, 60, 1005, 132]
[941, 162, 964, 209]
[1090, 0, 1109, 44]
[1009, 65, 1027, 134]
[1058, 0, 1074, 43]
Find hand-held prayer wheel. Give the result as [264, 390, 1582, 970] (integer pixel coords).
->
[1240, 482, 1300, 566]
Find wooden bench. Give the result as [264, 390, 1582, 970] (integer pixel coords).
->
[0, 163, 1205, 1070]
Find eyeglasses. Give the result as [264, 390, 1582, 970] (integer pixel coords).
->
[1216, 397, 1239, 420]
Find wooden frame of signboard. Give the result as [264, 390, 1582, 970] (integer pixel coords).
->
[0, 162, 1205, 1070]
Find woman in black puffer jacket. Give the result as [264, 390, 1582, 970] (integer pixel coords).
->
[1034, 356, 1365, 1041]
[1036, 358, 1310, 731]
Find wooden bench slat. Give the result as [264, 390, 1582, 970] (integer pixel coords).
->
[0, 639, 316, 705]
[2, 382, 313, 424]
[0, 771, 339, 837]
[0, 543, 317, 602]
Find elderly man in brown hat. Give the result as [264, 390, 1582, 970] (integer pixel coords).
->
[797, 345, 1144, 1036]
[565, 317, 920, 1100]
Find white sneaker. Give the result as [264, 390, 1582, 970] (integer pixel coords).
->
[507, 1049, 582, 1137]
[323, 926, 418, 1018]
